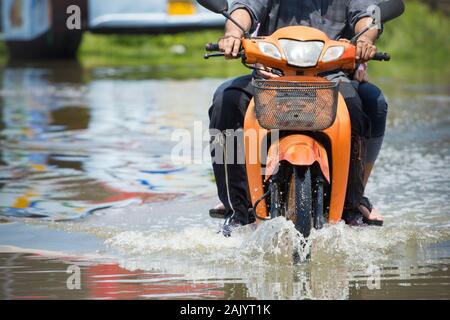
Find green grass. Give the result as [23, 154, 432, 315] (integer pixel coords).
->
[79, 30, 247, 78]
[0, 41, 7, 65]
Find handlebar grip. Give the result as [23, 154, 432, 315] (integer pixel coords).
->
[205, 43, 220, 52]
[372, 52, 391, 61]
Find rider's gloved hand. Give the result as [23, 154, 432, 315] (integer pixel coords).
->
[356, 36, 377, 63]
[218, 32, 242, 59]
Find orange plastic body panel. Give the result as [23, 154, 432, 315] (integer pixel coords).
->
[265, 135, 330, 183]
[244, 78, 351, 223]
[242, 26, 356, 76]
[322, 93, 351, 222]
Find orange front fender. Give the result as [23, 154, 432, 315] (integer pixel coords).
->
[265, 135, 330, 183]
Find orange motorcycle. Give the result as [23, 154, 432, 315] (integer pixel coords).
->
[198, 0, 404, 238]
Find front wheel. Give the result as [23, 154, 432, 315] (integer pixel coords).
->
[285, 166, 313, 238]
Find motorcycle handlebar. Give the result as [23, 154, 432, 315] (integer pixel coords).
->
[205, 43, 220, 52]
[204, 43, 391, 63]
[372, 52, 391, 61]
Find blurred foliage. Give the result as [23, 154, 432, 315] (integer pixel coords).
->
[417, 0, 450, 15]
[79, 30, 247, 78]
[0, 41, 6, 65]
[370, 1, 450, 80]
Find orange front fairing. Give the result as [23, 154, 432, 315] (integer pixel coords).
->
[265, 135, 330, 183]
[242, 26, 353, 223]
[242, 26, 356, 76]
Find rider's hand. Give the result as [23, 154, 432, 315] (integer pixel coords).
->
[218, 32, 242, 60]
[255, 63, 281, 79]
[356, 36, 377, 63]
[340, 38, 370, 81]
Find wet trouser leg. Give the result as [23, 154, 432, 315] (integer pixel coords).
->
[358, 82, 388, 165]
[209, 75, 254, 224]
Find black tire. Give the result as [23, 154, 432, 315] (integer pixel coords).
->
[269, 181, 282, 219]
[285, 166, 313, 238]
[313, 175, 325, 230]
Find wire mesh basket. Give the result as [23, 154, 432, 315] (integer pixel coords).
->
[253, 79, 338, 131]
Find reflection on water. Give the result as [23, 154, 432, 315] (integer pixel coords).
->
[1, 245, 450, 300]
[0, 62, 215, 220]
[0, 61, 449, 300]
[0, 252, 223, 300]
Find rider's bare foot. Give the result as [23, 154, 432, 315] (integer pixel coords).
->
[209, 203, 230, 219]
[214, 203, 226, 210]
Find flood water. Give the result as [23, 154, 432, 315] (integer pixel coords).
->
[0, 61, 449, 300]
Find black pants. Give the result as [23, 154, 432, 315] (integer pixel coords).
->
[209, 74, 386, 221]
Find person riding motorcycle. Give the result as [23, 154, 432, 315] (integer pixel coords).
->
[209, 0, 387, 235]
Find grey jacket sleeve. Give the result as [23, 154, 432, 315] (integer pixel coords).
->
[229, 0, 270, 33]
[347, 0, 378, 32]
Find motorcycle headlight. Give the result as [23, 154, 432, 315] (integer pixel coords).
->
[258, 41, 282, 60]
[322, 46, 345, 63]
[279, 40, 324, 67]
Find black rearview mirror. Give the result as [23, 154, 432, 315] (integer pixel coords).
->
[196, 0, 229, 14]
[196, 0, 250, 38]
[378, 0, 405, 23]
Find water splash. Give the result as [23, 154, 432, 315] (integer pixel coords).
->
[106, 215, 450, 272]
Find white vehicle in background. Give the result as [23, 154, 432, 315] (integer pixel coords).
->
[0, 0, 226, 59]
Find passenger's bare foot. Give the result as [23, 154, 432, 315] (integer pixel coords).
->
[358, 204, 384, 221]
